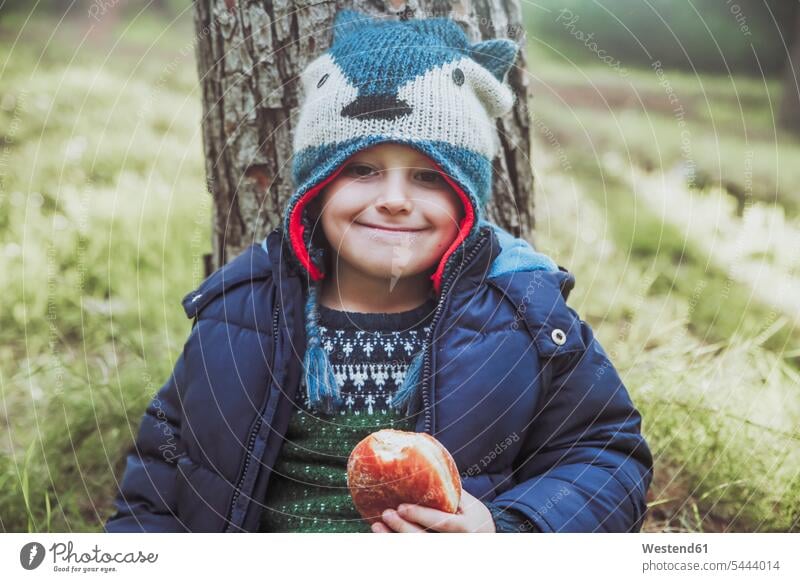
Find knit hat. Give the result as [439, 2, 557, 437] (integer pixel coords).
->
[284, 8, 519, 415]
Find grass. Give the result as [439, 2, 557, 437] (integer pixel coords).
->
[0, 12, 210, 532]
[527, 41, 800, 216]
[1, 11, 798, 532]
[527, 40, 800, 362]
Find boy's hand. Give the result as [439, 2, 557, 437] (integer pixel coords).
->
[371, 489, 495, 533]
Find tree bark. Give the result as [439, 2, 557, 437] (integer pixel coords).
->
[194, 0, 535, 274]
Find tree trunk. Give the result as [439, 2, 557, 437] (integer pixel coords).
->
[780, 6, 800, 135]
[194, 0, 535, 275]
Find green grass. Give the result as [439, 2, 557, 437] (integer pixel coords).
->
[0, 12, 210, 531]
[527, 40, 800, 365]
[527, 43, 800, 216]
[580, 172, 799, 356]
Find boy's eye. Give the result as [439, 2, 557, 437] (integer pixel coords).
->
[345, 163, 376, 178]
[417, 170, 446, 186]
[342, 164, 445, 186]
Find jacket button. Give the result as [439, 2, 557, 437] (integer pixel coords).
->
[551, 328, 567, 346]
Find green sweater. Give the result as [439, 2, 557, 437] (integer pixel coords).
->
[258, 298, 537, 533]
[259, 299, 435, 532]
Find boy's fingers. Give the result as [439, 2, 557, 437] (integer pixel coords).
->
[381, 509, 428, 533]
[398, 504, 459, 532]
[371, 521, 391, 533]
[457, 490, 481, 514]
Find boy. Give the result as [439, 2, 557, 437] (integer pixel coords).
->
[105, 9, 652, 533]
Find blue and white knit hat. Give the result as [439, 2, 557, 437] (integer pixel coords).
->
[284, 9, 519, 415]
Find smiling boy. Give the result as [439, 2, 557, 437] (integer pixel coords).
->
[294, 141, 498, 532]
[106, 10, 652, 534]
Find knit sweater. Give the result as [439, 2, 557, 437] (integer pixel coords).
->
[259, 297, 535, 533]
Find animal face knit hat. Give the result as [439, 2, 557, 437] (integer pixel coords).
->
[284, 8, 519, 415]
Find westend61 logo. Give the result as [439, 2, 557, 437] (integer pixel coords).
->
[19, 541, 158, 574]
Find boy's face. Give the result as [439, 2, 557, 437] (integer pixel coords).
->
[312, 143, 465, 284]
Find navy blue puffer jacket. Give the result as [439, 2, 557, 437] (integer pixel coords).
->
[104, 221, 653, 533]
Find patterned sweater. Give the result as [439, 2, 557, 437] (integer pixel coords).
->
[259, 298, 535, 533]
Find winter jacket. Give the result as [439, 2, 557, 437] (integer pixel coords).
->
[104, 221, 654, 533]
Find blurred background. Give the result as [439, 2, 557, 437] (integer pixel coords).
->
[1, 0, 798, 532]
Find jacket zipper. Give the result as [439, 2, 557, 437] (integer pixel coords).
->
[224, 297, 281, 531]
[420, 226, 491, 434]
[223, 226, 489, 526]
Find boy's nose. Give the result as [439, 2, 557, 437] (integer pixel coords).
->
[375, 177, 413, 214]
[377, 197, 412, 215]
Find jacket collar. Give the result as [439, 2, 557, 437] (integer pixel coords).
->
[181, 239, 274, 319]
[432, 222, 499, 298]
[486, 266, 584, 357]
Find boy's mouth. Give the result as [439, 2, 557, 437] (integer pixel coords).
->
[355, 222, 427, 234]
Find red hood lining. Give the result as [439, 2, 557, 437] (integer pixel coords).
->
[288, 156, 475, 295]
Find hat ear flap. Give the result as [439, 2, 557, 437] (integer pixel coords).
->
[333, 9, 376, 43]
[470, 38, 519, 83]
